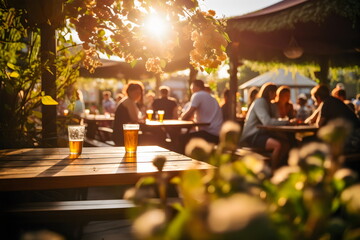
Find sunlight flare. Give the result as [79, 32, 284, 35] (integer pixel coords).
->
[144, 14, 169, 38]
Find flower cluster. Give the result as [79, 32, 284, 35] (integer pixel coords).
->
[83, 48, 102, 73]
[64, 0, 229, 74]
[189, 11, 229, 72]
[145, 57, 163, 73]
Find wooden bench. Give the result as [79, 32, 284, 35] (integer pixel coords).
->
[4, 199, 135, 223]
[2, 199, 136, 239]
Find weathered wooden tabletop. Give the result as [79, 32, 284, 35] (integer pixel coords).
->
[0, 146, 213, 191]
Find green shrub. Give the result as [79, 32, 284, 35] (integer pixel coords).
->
[126, 120, 360, 240]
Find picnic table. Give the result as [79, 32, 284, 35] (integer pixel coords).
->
[257, 124, 319, 146]
[142, 120, 210, 152]
[83, 114, 114, 139]
[0, 146, 213, 191]
[257, 125, 318, 133]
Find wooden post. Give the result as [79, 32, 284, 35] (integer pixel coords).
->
[41, 23, 57, 147]
[228, 42, 239, 121]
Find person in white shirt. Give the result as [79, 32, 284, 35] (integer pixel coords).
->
[181, 79, 223, 148]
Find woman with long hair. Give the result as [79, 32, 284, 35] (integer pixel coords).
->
[240, 83, 290, 170]
[271, 86, 295, 119]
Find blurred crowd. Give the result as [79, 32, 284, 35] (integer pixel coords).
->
[57, 80, 360, 172]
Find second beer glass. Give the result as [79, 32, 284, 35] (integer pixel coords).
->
[123, 124, 139, 153]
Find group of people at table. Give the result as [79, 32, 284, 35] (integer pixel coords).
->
[89, 79, 360, 171]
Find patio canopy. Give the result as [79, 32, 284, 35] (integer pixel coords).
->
[239, 69, 317, 89]
[226, 0, 360, 69]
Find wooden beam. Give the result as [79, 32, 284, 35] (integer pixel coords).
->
[41, 24, 57, 147]
[229, 42, 240, 121]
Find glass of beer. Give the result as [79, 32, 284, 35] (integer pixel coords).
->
[146, 110, 153, 121]
[157, 110, 164, 122]
[68, 125, 85, 156]
[241, 107, 248, 117]
[123, 124, 139, 153]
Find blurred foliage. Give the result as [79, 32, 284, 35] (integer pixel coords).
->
[126, 120, 360, 240]
[242, 60, 360, 89]
[0, 0, 230, 147]
[0, 5, 81, 148]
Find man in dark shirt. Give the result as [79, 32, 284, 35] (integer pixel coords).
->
[152, 86, 178, 119]
[311, 84, 360, 154]
[311, 85, 359, 128]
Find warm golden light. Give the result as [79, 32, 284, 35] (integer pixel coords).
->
[144, 14, 168, 38]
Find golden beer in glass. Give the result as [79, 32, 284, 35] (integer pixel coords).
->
[123, 124, 139, 153]
[69, 140, 83, 155]
[68, 125, 86, 156]
[146, 110, 153, 120]
[157, 110, 164, 122]
[241, 107, 248, 118]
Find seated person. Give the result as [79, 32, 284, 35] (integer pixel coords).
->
[310, 85, 360, 153]
[152, 86, 179, 119]
[271, 86, 295, 120]
[181, 79, 223, 147]
[113, 81, 144, 146]
[294, 94, 311, 123]
[240, 83, 290, 170]
[331, 87, 346, 102]
[221, 89, 231, 121]
[247, 86, 259, 109]
[102, 91, 116, 114]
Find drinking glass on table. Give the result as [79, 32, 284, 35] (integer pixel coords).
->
[68, 125, 85, 156]
[241, 107, 248, 117]
[146, 110, 153, 121]
[123, 124, 140, 154]
[157, 110, 164, 122]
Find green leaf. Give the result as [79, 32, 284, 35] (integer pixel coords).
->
[98, 29, 105, 37]
[41, 95, 58, 105]
[164, 208, 189, 240]
[170, 176, 181, 185]
[32, 110, 42, 118]
[205, 67, 216, 74]
[223, 32, 231, 42]
[9, 71, 20, 78]
[7, 63, 17, 70]
[135, 176, 156, 188]
[130, 59, 137, 68]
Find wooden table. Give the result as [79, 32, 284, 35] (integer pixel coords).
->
[144, 120, 209, 131]
[84, 114, 114, 139]
[143, 120, 210, 152]
[257, 125, 318, 133]
[0, 146, 213, 192]
[257, 125, 318, 146]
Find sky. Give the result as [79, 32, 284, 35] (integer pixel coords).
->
[199, 0, 282, 17]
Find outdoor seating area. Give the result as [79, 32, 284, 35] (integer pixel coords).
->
[1, 0, 360, 239]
